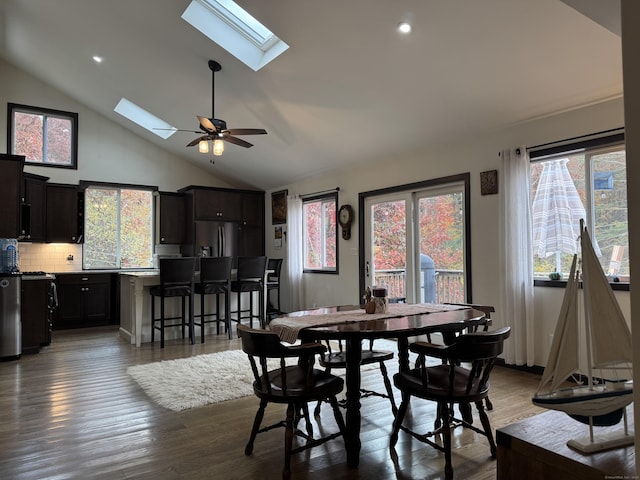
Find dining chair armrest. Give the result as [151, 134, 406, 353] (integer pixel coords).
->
[286, 342, 327, 356]
[409, 341, 450, 359]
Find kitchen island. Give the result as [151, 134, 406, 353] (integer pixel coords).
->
[119, 270, 269, 346]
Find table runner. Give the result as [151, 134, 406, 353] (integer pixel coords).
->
[269, 303, 467, 343]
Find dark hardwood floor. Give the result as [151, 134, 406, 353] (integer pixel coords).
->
[0, 326, 545, 479]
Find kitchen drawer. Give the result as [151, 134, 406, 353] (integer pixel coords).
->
[56, 273, 111, 285]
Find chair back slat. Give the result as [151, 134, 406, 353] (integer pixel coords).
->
[159, 257, 196, 286]
[267, 258, 283, 282]
[200, 256, 233, 283]
[237, 256, 267, 281]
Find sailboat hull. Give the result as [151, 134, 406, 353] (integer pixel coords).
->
[532, 383, 633, 425]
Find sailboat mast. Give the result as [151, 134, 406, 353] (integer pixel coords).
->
[580, 219, 595, 390]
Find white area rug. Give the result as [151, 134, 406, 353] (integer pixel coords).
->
[127, 350, 264, 411]
[127, 341, 401, 412]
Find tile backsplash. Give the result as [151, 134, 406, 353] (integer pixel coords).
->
[18, 243, 83, 272]
[17, 243, 180, 273]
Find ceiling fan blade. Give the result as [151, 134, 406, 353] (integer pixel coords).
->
[153, 128, 200, 133]
[225, 128, 267, 136]
[186, 135, 211, 147]
[197, 116, 217, 133]
[224, 135, 253, 148]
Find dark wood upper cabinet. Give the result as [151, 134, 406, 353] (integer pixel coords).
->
[239, 192, 265, 257]
[155, 192, 185, 244]
[22, 173, 49, 242]
[241, 192, 265, 227]
[191, 188, 242, 221]
[0, 154, 25, 238]
[46, 184, 82, 243]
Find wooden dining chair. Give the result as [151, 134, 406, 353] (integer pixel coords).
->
[313, 339, 397, 416]
[389, 326, 511, 480]
[237, 325, 347, 480]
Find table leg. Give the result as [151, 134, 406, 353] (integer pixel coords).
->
[344, 337, 362, 468]
[397, 336, 409, 372]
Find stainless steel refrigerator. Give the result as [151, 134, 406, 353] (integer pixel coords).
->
[183, 221, 239, 261]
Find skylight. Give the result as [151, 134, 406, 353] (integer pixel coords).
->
[181, 0, 289, 71]
[114, 98, 176, 139]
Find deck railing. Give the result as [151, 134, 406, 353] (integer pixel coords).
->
[373, 268, 465, 304]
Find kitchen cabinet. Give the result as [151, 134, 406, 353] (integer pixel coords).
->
[155, 192, 185, 244]
[239, 192, 265, 256]
[179, 186, 265, 258]
[22, 173, 49, 242]
[46, 184, 83, 243]
[187, 187, 242, 221]
[21, 278, 52, 353]
[0, 154, 25, 238]
[55, 273, 111, 328]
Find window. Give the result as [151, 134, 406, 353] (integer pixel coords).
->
[303, 192, 338, 273]
[530, 132, 628, 282]
[83, 184, 155, 269]
[362, 174, 471, 303]
[8, 103, 78, 169]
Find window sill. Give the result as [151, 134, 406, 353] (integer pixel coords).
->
[533, 278, 629, 291]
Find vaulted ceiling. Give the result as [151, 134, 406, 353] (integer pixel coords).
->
[0, 0, 622, 190]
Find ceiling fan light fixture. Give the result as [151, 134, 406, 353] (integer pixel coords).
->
[198, 139, 209, 153]
[213, 138, 225, 156]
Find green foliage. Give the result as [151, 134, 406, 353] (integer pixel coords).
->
[84, 187, 153, 269]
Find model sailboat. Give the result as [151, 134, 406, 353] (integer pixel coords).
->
[532, 220, 634, 453]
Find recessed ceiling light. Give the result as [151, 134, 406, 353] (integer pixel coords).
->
[92, 56, 103, 63]
[398, 22, 412, 34]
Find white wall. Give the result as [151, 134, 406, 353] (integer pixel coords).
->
[266, 96, 628, 367]
[0, 58, 231, 191]
[620, 0, 640, 468]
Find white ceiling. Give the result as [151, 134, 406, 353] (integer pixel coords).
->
[0, 0, 622, 191]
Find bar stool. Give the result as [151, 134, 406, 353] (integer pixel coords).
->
[150, 257, 196, 348]
[230, 256, 267, 329]
[266, 258, 283, 321]
[194, 256, 233, 341]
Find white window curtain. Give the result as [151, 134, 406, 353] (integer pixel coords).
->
[499, 146, 535, 366]
[285, 195, 304, 312]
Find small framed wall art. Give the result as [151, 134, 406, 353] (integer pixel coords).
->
[271, 189, 288, 225]
[480, 170, 498, 195]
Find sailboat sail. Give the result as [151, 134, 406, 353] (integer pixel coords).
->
[581, 226, 633, 370]
[537, 254, 580, 394]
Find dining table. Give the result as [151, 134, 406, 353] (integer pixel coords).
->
[268, 303, 487, 468]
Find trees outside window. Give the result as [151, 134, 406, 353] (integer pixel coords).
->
[9, 103, 78, 169]
[530, 135, 628, 281]
[303, 192, 337, 273]
[83, 185, 154, 269]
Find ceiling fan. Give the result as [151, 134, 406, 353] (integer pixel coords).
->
[164, 60, 267, 159]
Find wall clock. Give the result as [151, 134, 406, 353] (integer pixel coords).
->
[338, 204, 354, 240]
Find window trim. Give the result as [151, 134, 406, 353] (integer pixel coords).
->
[302, 190, 339, 274]
[81, 181, 158, 271]
[529, 131, 628, 290]
[358, 173, 472, 303]
[8, 103, 79, 169]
